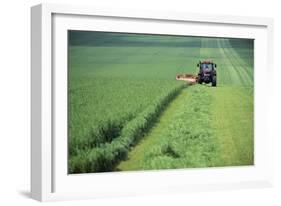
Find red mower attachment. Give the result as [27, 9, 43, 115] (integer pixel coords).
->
[176, 73, 198, 85]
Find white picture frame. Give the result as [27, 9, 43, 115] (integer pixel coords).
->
[31, 3, 274, 202]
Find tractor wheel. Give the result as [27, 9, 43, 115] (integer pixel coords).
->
[212, 76, 217, 87]
[198, 75, 203, 84]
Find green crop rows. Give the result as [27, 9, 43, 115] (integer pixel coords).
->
[68, 31, 254, 173]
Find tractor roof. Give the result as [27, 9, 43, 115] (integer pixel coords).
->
[200, 60, 213, 64]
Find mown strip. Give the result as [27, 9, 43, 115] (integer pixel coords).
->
[211, 87, 254, 166]
[224, 40, 253, 85]
[69, 83, 186, 173]
[220, 40, 252, 86]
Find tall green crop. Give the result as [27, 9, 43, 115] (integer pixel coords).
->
[69, 84, 186, 173]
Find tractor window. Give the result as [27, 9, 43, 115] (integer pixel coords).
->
[201, 64, 213, 70]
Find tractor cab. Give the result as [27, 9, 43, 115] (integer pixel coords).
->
[200, 62, 214, 71]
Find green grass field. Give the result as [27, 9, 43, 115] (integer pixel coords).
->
[68, 31, 254, 173]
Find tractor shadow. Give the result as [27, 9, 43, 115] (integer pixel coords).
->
[199, 83, 220, 88]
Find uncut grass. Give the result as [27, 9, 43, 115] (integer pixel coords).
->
[69, 84, 186, 173]
[69, 79, 183, 156]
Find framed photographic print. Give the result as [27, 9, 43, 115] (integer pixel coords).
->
[31, 3, 274, 201]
